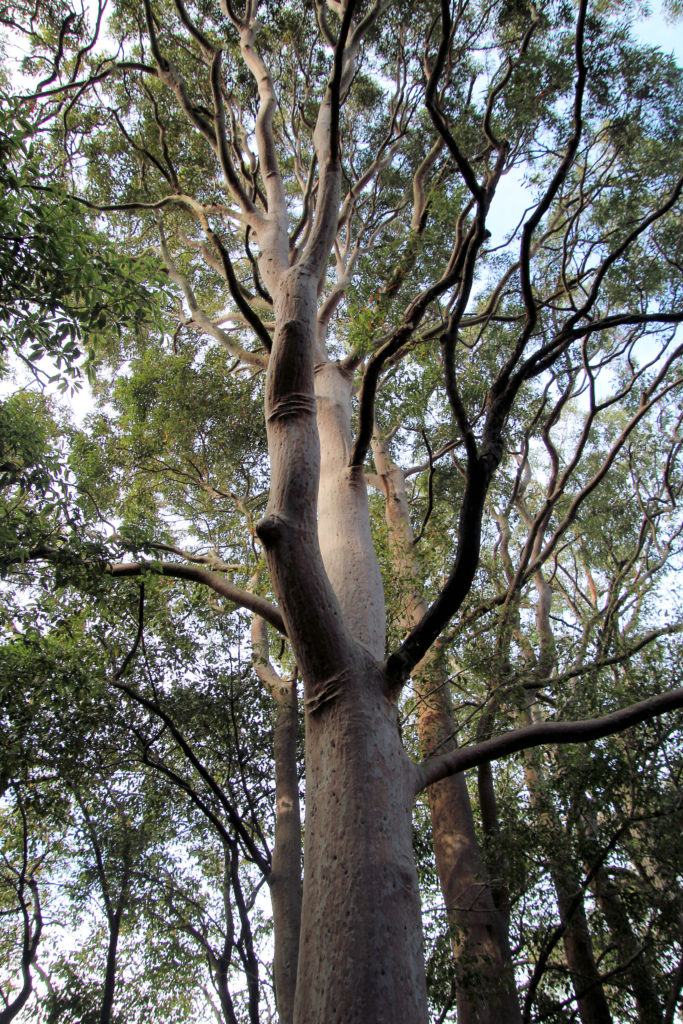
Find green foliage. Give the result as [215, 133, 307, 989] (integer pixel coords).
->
[0, 91, 168, 389]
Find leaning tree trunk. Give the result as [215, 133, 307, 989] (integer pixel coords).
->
[256, 271, 428, 1024]
[372, 434, 521, 1024]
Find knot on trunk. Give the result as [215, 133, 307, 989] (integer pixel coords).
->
[256, 515, 285, 548]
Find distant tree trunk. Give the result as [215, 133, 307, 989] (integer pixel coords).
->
[372, 435, 521, 1024]
[270, 684, 302, 1024]
[589, 867, 663, 1024]
[252, 616, 302, 1024]
[558, 880, 612, 1024]
[214, 967, 238, 1024]
[580, 808, 663, 1024]
[521, 556, 611, 1024]
[523, 754, 612, 1024]
[256, 276, 428, 1023]
[0, 878, 41, 1024]
[99, 907, 122, 1024]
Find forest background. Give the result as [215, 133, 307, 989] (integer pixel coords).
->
[2, 0, 683, 1022]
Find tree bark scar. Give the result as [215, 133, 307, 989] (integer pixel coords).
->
[304, 669, 352, 714]
[267, 393, 317, 421]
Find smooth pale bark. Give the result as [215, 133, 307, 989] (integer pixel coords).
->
[257, 268, 428, 1024]
[372, 435, 521, 1024]
[295, 656, 426, 1024]
[316, 362, 385, 660]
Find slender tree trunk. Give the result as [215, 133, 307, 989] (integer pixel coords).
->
[252, 615, 302, 1024]
[270, 680, 302, 1024]
[522, 557, 611, 1024]
[372, 434, 521, 1024]
[214, 968, 238, 1024]
[558, 881, 612, 1024]
[257, 274, 428, 1023]
[580, 810, 663, 1024]
[589, 867, 663, 1024]
[0, 982, 32, 1024]
[523, 755, 612, 1024]
[99, 910, 121, 1024]
[0, 892, 40, 1024]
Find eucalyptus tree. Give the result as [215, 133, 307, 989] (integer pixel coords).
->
[4, 0, 683, 1022]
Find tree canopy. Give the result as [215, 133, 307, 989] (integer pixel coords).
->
[1, 1, 683, 1022]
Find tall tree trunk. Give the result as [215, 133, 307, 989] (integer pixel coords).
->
[521, 550, 611, 1024]
[269, 683, 302, 1024]
[257, 274, 428, 1024]
[580, 808, 663, 1024]
[372, 434, 521, 1024]
[295, 658, 426, 1024]
[558, 878, 612, 1024]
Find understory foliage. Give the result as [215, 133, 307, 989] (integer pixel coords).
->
[1, 0, 683, 1022]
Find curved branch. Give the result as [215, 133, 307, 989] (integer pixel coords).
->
[329, 0, 359, 164]
[416, 686, 683, 794]
[108, 561, 286, 635]
[113, 677, 271, 874]
[209, 50, 260, 219]
[425, 0, 483, 204]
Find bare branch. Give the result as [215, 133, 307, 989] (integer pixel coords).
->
[416, 687, 683, 794]
[108, 560, 286, 635]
